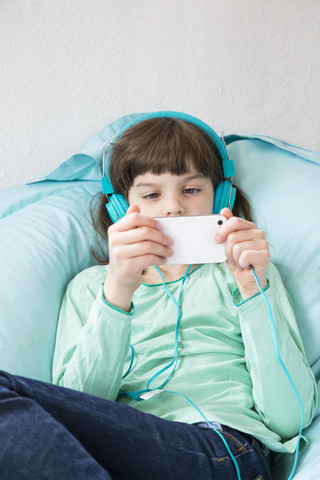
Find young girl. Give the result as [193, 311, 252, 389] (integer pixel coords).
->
[0, 113, 317, 480]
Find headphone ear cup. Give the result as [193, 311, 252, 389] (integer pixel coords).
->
[106, 193, 129, 223]
[213, 181, 236, 214]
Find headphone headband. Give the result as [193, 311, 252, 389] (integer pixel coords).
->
[103, 111, 234, 179]
[113, 111, 227, 159]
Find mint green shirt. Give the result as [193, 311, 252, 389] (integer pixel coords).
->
[52, 262, 317, 459]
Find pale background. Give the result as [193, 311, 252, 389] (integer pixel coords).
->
[0, 0, 319, 190]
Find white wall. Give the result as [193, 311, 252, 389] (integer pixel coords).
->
[1, 0, 319, 189]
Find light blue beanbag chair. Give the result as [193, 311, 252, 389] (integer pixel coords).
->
[0, 114, 319, 479]
[0, 113, 140, 381]
[226, 135, 320, 479]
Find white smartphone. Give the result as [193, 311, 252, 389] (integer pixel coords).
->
[154, 214, 227, 265]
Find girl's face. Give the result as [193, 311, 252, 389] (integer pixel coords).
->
[128, 163, 214, 218]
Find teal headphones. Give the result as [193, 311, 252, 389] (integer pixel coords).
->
[101, 111, 236, 223]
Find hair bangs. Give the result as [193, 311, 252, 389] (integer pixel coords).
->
[109, 118, 223, 197]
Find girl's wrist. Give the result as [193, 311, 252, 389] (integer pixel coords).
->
[237, 279, 268, 301]
[103, 278, 136, 313]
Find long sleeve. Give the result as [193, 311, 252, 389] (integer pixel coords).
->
[52, 268, 133, 401]
[234, 263, 318, 439]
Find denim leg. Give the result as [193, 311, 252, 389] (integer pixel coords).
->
[0, 371, 111, 480]
[0, 371, 272, 480]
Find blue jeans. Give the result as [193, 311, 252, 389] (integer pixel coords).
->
[0, 371, 273, 479]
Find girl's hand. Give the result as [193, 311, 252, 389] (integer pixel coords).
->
[103, 205, 174, 311]
[216, 208, 270, 300]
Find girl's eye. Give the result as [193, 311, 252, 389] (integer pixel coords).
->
[143, 192, 160, 200]
[183, 188, 200, 195]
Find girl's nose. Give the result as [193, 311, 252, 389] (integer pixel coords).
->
[164, 196, 186, 216]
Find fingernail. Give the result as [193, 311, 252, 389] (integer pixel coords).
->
[167, 236, 174, 246]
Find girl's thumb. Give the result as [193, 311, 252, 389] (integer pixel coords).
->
[220, 207, 233, 220]
[126, 204, 141, 215]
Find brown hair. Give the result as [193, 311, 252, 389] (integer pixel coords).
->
[91, 117, 252, 263]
